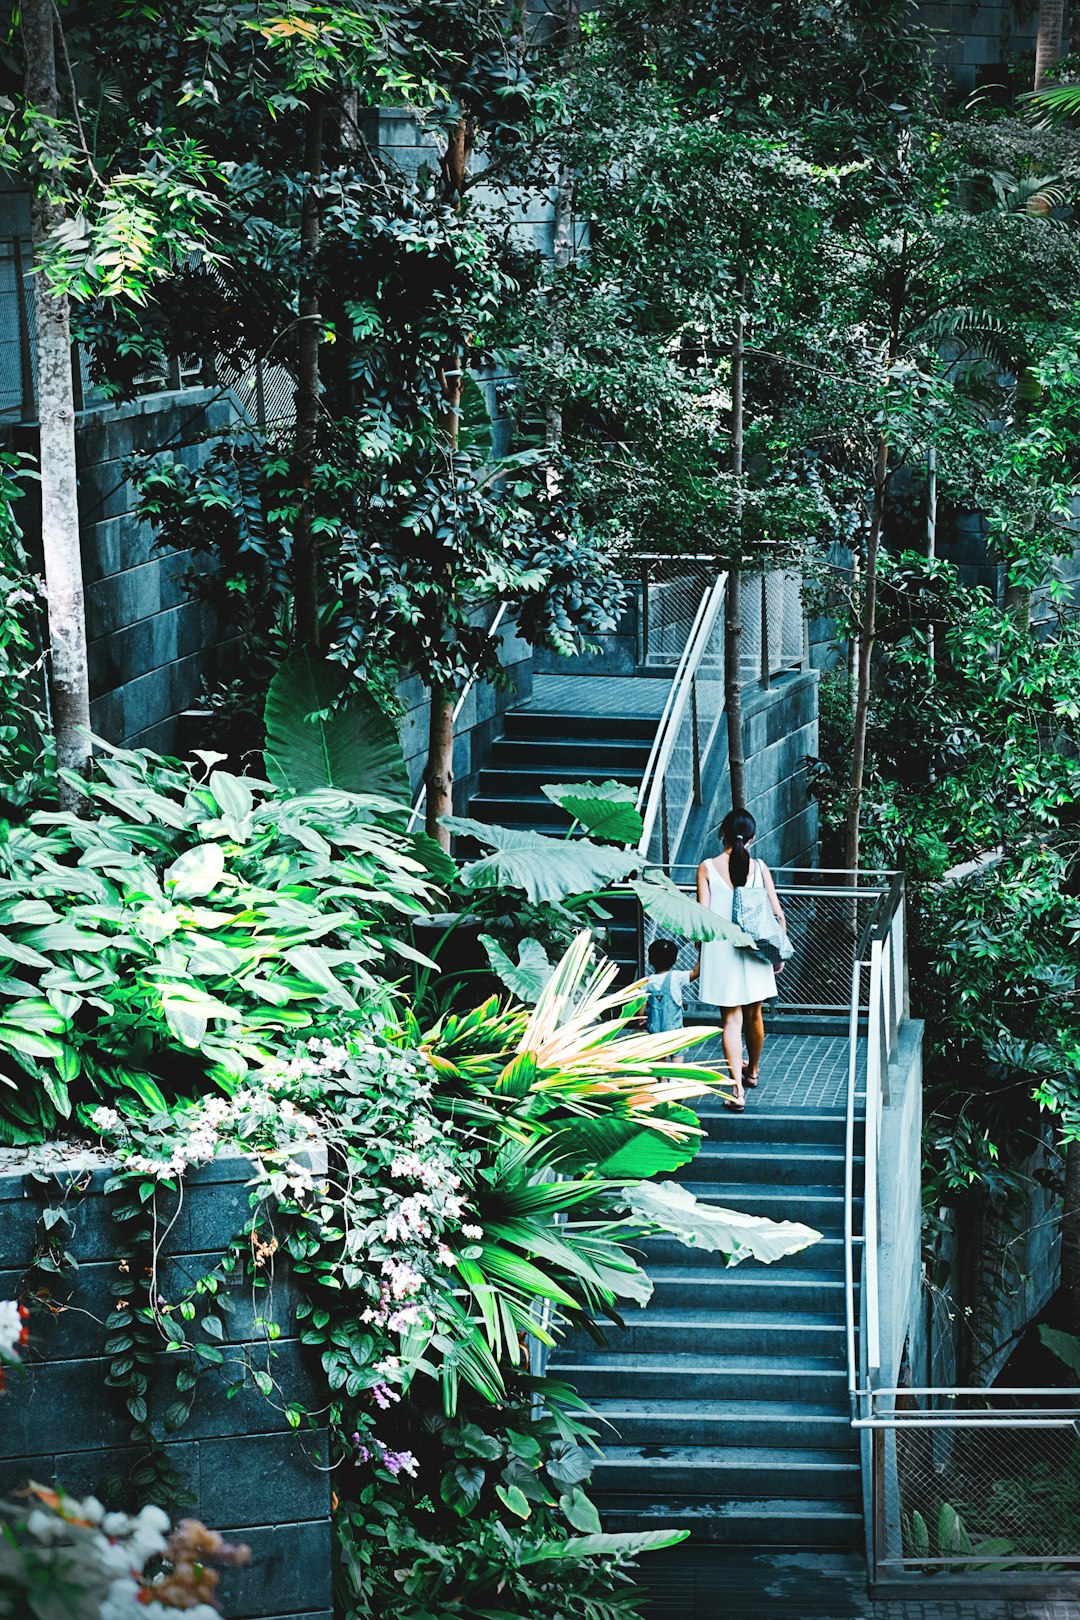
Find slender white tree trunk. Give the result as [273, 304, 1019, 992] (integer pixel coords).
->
[725, 275, 747, 809]
[24, 0, 91, 805]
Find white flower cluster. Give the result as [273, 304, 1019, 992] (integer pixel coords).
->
[0, 1299, 23, 1360]
[21, 1495, 221, 1620]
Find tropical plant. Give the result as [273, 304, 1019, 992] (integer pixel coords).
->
[0, 740, 440, 1141]
[0, 454, 47, 811]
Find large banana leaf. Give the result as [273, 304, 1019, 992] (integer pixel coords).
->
[632, 871, 753, 946]
[541, 780, 644, 845]
[621, 1179, 820, 1264]
[445, 817, 642, 904]
[264, 648, 409, 805]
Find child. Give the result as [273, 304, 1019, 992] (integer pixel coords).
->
[644, 938, 699, 1033]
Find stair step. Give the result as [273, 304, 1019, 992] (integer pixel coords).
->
[594, 1444, 861, 1501]
[491, 737, 654, 770]
[589, 1398, 854, 1451]
[693, 1107, 848, 1147]
[468, 794, 572, 828]
[643, 1267, 849, 1314]
[504, 711, 657, 742]
[479, 766, 644, 797]
[561, 1309, 845, 1358]
[679, 1182, 846, 1232]
[596, 1496, 864, 1549]
[635, 1233, 847, 1272]
[553, 1352, 849, 1403]
[687, 1144, 856, 1188]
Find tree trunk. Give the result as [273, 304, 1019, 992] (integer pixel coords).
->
[292, 95, 324, 649]
[1035, 0, 1066, 88]
[724, 278, 747, 809]
[425, 686, 455, 847]
[544, 0, 580, 463]
[1060, 1138, 1080, 1335]
[24, 0, 91, 807]
[843, 431, 889, 874]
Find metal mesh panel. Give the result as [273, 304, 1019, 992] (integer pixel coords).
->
[0, 238, 36, 422]
[640, 875, 881, 1015]
[213, 354, 296, 428]
[887, 1418, 1080, 1567]
[638, 559, 715, 666]
[738, 569, 804, 683]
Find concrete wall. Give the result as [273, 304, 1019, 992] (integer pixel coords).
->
[400, 614, 534, 808]
[0, 1147, 331, 1620]
[677, 668, 820, 873]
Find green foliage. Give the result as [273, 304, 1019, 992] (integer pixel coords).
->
[0, 741, 438, 1141]
[541, 781, 644, 845]
[1038, 1324, 1080, 1379]
[620, 1179, 819, 1265]
[263, 648, 410, 803]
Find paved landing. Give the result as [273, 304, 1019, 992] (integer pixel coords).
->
[637, 1549, 1080, 1618]
[683, 1031, 864, 1112]
[525, 672, 671, 719]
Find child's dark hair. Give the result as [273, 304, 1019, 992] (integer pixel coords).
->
[648, 938, 679, 971]
[720, 808, 756, 888]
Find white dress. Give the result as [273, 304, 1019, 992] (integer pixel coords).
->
[698, 857, 778, 1009]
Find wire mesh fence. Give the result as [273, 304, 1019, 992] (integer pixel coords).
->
[636, 557, 716, 667]
[640, 871, 885, 1016]
[885, 1413, 1080, 1569]
[738, 568, 804, 683]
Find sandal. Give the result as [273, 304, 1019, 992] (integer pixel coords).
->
[744, 1071, 760, 1089]
[724, 1087, 746, 1112]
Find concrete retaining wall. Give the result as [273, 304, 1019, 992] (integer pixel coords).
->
[0, 1148, 331, 1620]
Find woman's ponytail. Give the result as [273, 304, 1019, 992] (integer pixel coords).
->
[720, 807, 757, 888]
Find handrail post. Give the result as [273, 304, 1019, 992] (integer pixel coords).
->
[759, 572, 770, 688]
[639, 558, 650, 665]
[691, 675, 701, 803]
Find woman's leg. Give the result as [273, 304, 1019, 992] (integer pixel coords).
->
[722, 1005, 745, 1107]
[744, 1001, 765, 1085]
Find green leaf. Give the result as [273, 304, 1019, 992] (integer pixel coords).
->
[632, 873, 753, 946]
[478, 934, 553, 1003]
[164, 843, 226, 900]
[542, 780, 644, 845]
[445, 818, 641, 905]
[518, 1528, 690, 1564]
[560, 1487, 601, 1534]
[495, 1482, 531, 1520]
[264, 649, 409, 804]
[456, 374, 494, 456]
[551, 1108, 702, 1179]
[1038, 1324, 1080, 1379]
[620, 1180, 820, 1265]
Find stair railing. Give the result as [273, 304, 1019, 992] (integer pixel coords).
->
[635, 573, 727, 867]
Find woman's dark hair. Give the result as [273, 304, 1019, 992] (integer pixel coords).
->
[720, 808, 756, 888]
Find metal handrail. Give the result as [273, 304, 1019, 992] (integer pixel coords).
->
[635, 573, 727, 858]
[634, 580, 715, 829]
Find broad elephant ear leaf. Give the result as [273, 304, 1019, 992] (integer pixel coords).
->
[479, 934, 554, 1004]
[542, 780, 644, 845]
[620, 1179, 820, 1265]
[632, 872, 753, 946]
[1038, 1325, 1080, 1379]
[264, 648, 409, 806]
[444, 817, 641, 905]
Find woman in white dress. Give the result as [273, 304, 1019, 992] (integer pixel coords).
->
[697, 809, 786, 1110]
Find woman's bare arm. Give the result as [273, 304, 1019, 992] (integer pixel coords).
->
[696, 861, 710, 906]
[762, 863, 785, 925]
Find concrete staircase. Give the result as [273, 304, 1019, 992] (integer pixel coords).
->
[554, 1092, 864, 1552]
[468, 704, 655, 836]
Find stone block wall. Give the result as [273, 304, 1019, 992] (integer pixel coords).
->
[677, 668, 820, 873]
[73, 390, 242, 753]
[0, 1148, 331, 1620]
[918, 0, 1041, 93]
